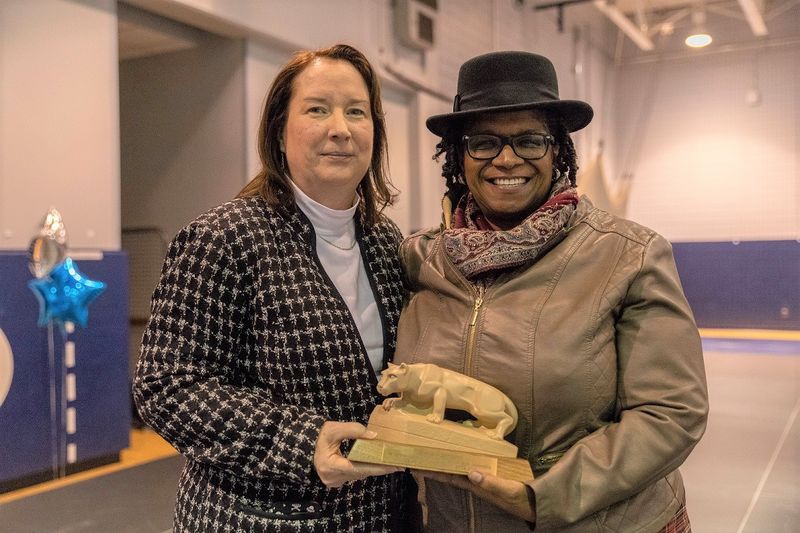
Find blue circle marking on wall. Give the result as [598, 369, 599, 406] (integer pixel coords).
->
[0, 328, 13, 408]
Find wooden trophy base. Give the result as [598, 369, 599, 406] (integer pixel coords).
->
[348, 405, 533, 482]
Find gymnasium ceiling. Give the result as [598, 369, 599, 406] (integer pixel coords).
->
[532, 0, 800, 63]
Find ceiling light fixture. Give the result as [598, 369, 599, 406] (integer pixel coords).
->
[685, 6, 712, 48]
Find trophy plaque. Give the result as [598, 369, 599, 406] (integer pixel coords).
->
[348, 362, 533, 482]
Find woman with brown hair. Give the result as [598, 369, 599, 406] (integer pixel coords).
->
[134, 44, 413, 532]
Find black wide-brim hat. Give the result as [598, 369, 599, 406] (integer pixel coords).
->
[427, 51, 593, 137]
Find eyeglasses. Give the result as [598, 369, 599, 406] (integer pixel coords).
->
[462, 133, 555, 161]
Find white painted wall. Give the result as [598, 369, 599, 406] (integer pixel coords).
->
[618, 44, 800, 241]
[412, 92, 449, 233]
[119, 33, 246, 240]
[0, 0, 120, 251]
[381, 85, 414, 235]
[127, 0, 381, 56]
[243, 42, 292, 181]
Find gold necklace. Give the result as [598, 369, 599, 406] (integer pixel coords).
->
[318, 234, 357, 251]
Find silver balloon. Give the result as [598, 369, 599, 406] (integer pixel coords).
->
[28, 208, 68, 278]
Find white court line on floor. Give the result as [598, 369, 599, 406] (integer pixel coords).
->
[736, 395, 800, 533]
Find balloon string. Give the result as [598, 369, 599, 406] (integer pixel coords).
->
[47, 322, 58, 479]
[59, 324, 68, 478]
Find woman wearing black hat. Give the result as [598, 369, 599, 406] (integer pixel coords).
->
[393, 51, 708, 532]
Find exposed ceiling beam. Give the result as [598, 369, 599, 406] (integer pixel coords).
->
[593, 0, 654, 51]
[737, 0, 769, 36]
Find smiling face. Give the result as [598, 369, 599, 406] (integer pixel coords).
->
[282, 58, 373, 209]
[463, 110, 558, 230]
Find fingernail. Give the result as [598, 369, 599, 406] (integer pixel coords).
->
[364, 430, 377, 439]
[468, 471, 483, 484]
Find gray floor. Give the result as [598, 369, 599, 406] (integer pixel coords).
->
[1, 346, 798, 532]
[0, 456, 183, 533]
[682, 349, 800, 533]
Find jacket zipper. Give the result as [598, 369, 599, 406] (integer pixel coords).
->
[464, 286, 484, 377]
[464, 285, 484, 533]
[468, 491, 476, 533]
[439, 249, 488, 533]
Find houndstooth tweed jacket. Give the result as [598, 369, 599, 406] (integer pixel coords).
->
[133, 195, 410, 532]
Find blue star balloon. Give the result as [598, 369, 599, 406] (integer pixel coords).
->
[29, 258, 106, 328]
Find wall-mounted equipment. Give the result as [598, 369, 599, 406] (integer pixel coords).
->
[394, 0, 438, 50]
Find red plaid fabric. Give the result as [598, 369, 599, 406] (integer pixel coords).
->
[658, 503, 691, 533]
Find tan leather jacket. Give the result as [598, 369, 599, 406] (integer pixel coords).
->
[395, 197, 709, 532]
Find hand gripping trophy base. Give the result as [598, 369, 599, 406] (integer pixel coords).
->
[348, 363, 533, 482]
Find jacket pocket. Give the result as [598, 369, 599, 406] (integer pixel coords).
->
[531, 450, 567, 476]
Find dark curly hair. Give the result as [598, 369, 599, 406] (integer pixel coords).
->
[434, 111, 578, 208]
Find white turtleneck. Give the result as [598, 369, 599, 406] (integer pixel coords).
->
[290, 180, 384, 375]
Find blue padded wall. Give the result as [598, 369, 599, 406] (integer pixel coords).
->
[0, 251, 130, 487]
[671, 240, 800, 330]
[0, 256, 50, 482]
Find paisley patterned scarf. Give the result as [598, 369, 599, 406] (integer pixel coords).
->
[442, 174, 578, 279]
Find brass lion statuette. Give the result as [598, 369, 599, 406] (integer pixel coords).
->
[348, 363, 533, 482]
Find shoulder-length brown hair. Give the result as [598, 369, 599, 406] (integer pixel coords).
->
[238, 44, 396, 226]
